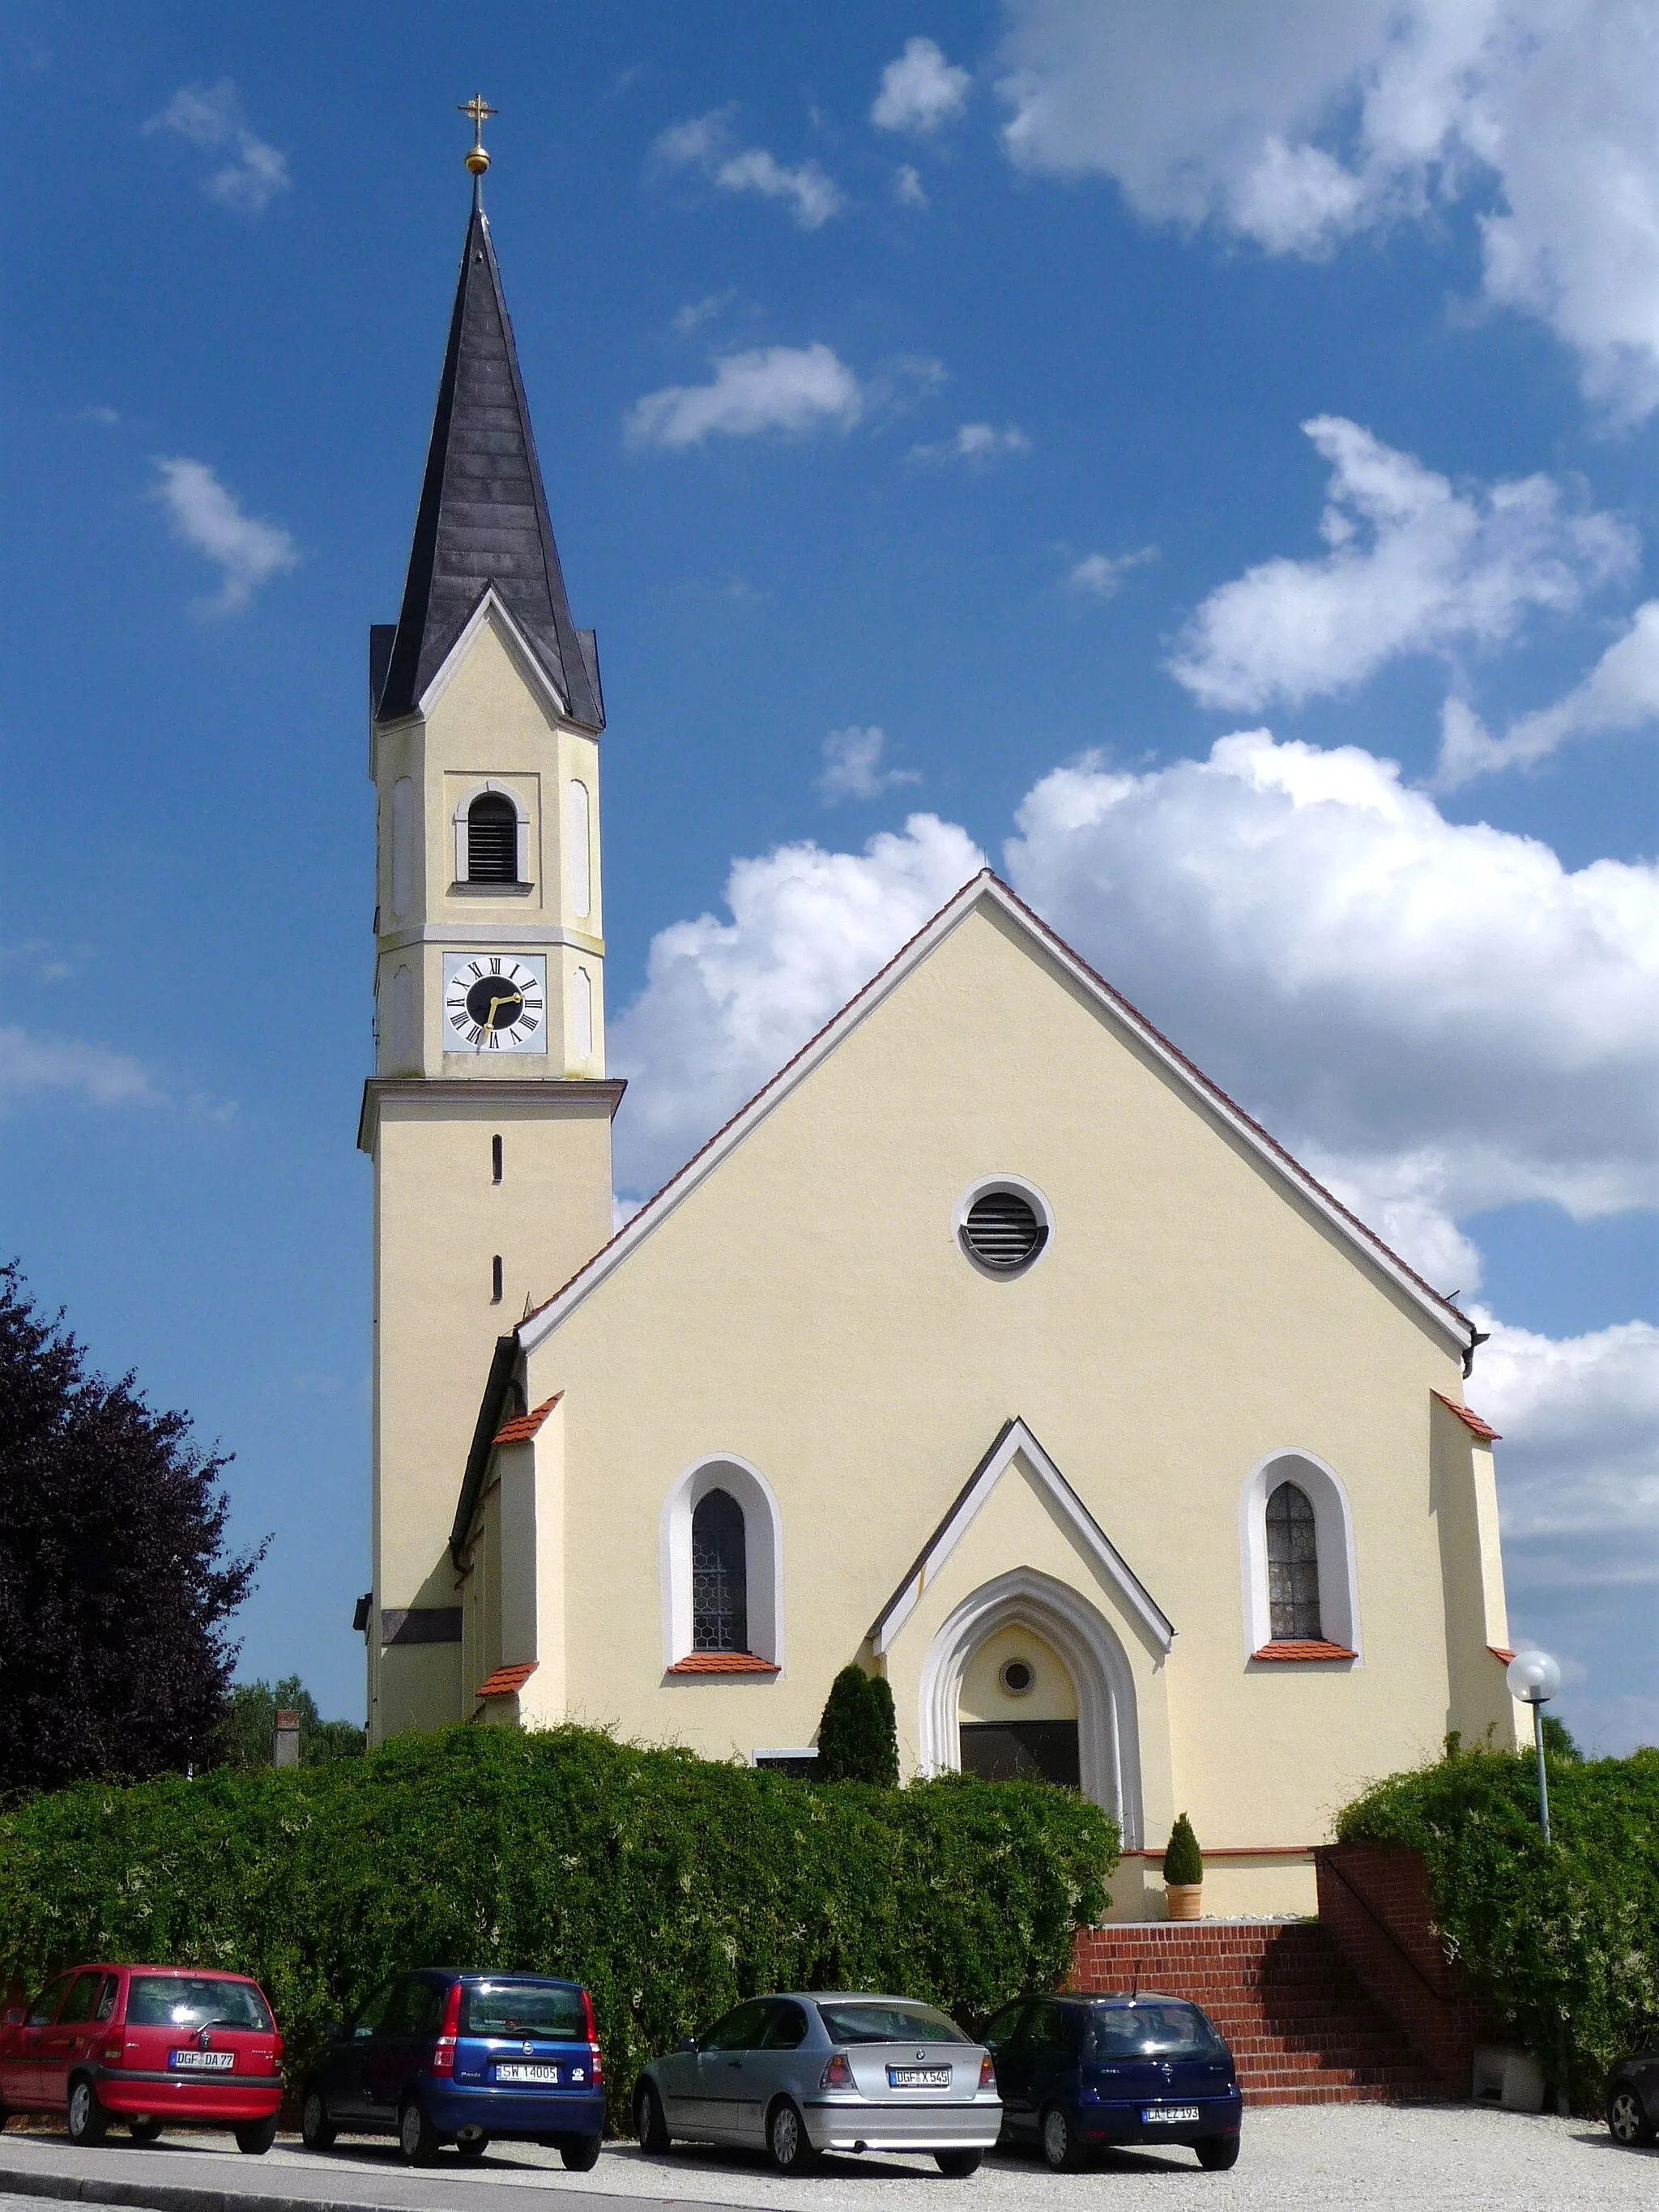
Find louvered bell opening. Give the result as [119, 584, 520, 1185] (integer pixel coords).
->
[467, 794, 518, 883]
[962, 1190, 1047, 1272]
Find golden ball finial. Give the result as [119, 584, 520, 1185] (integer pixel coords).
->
[458, 93, 497, 179]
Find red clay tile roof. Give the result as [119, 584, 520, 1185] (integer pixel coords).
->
[1433, 1391, 1501, 1441]
[664, 1652, 780, 1676]
[1489, 1644, 1516, 1664]
[1252, 1640, 1358, 1663]
[476, 1661, 538, 1698]
[493, 1392, 563, 1447]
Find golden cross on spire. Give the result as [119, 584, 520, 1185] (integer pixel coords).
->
[458, 93, 497, 177]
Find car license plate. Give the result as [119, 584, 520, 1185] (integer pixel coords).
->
[1142, 2103, 1200, 2124]
[495, 2062, 560, 2083]
[169, 2049, 235, 2071]
[889, 2065, 951, 2088]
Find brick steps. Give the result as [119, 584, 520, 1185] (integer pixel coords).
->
[1071, 1920, 1443, 2108]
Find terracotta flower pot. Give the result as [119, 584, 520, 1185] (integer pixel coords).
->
[1165, 1881, 1203, 1921]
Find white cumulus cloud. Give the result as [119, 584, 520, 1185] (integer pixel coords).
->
[817, 727, 923, 805]
[1437, 601, 1659, 787]
[873, 37, 973, 134]
[609, 816, 984, 1196]
[654, 109, 843, 228]
[151, 457, 299, 612]
[144, 80, 290, 214]
[997, 0, 1659, 416]
[894, 164, 929, 210]
[0, 1029, 160, 1110]
[1068, 546, 1157, 599]
[1169, 417, 1633, 712]
[625, 346, 863, 450]
[910, 422, 1032, 464]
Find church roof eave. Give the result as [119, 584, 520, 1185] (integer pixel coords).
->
[515, 872, 1475, 1362]
[375, 194, 602, 733]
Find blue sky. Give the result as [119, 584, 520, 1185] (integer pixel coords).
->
[2, 3, 1654, 1749]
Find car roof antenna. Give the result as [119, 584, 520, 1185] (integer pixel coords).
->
[1131, 1961, 1141, 1999]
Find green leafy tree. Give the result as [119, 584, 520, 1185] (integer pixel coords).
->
[1162, 1812, 1203, 1885]
[815, 1663, 899, 1785]
[215, 1677, 365, 1769]
[1541, 1714, 1583, 1761]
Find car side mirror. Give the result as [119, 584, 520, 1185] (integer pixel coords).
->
[677, 2035, 698, 2053]
[2, 2011, 21, 2028]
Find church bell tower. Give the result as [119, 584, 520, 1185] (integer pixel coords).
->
[359, 108, 621, 1741]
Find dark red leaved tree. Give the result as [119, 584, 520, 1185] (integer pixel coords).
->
[0, 1263, 263, 1795]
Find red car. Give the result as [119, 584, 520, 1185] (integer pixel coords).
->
[0, 1964, 283, 2152]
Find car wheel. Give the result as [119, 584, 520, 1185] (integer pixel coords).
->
[128, 2118, 164, 2146]
[1197, 2133, 1242, 2171]
[66, 2077, 109, 2146]
[455, 2129, 490, 2161]
[766, 2098, 817, 2174]
[635, 2080, 672, 2154]
[398, 2095, 440, 2166]
[1042, 2103, 1085, 2173]
[936, 2149, 983, 2177]
[235, 2117, 278, 2156]
[558, 2133, 601, 2172]
[301, 2087, 336, 2150]
[1608, 2088, 1654, 2147]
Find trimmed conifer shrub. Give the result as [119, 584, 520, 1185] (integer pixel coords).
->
[0, 1724, 1116, 2128]
[815, 1662, 899, 1785]
[1162, 1812, 1203, 1886]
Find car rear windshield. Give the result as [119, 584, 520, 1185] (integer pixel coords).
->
[460, 1983, 588, 2039]
[1090, 2003, 1224, 2059]
[126, 1977, 272, 2031]
[817, 2000, 970, 2045]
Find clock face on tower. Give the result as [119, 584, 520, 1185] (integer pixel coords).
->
[441, 953, 548, 1054]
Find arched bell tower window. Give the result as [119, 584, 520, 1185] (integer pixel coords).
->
[691, 1489, 748, 1653]
[467, 791, 519, 884]
[1265, 1481, 1322, 1641]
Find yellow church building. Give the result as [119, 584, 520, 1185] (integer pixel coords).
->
[358, 157, 1523, 1919]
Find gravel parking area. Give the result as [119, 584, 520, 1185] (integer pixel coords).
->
[0, 2107, 1653, 2212]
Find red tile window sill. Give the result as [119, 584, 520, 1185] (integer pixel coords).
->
[665, 1652, 780, 1676]
[476, 1660, 538, 1698]
[1251, 1640, 1357, 1663]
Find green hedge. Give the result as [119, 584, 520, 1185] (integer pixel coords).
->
[0, 1725, 1116, 2129]
[1337, 1744, 1659, 2106]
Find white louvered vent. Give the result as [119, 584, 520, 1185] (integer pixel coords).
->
[962, 1190, 1048, 1272]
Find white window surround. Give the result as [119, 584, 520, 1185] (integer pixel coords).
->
[1239, 1449, 1361, 1658]
[918, 1566, 1146, 1847]
[952, 1173, 1056, 1281]
[659, 1455, 784, 1671]
[453, 781, 531, 887]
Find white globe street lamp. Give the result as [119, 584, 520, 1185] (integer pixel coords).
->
[1506, 1648, 1563, 1843]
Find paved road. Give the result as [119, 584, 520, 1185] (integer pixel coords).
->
[0, 2107, 1651, 2212]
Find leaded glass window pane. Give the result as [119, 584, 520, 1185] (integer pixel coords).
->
[691, 1488, 748, 1653]
[1265, 1481, 1322, 1641]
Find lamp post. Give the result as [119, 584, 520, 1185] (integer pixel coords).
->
[1506, 1648, 1563, 1841]
[1506, 1647, 1567, 2115]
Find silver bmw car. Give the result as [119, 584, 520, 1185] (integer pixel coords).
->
[634, 1991, 1001, 2175]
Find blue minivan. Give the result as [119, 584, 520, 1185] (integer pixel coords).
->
[301, 1971, 603, 2169]
[981, 1993, 1241, 2171]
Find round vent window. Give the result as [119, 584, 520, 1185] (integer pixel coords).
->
[999, 1657, 1034, 1696]
[961, 1189, 1049, 1273]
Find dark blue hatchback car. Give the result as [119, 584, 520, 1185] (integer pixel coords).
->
[301, 1971, 603, 2170]
[982, 1992, 1241, 2171]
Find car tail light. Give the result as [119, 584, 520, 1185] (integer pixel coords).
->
[979, 2054, 996, 2091]
[431, 1980, 463, 2078]
[820, 2052, 854, 2090]
[578, 1988, 603, 2084]
[103, 2044, 124, 2065]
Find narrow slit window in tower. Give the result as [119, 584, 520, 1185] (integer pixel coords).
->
[491, 1255, 503, 1305]
[491, 1134, 503, 1183]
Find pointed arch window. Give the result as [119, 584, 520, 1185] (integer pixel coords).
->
[1265, 1481, 1322, 1642]
[467, 792, 519, 884]
[691, 1489, 748, 1653]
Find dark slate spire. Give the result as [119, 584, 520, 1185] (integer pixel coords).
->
[375, 189, 603, 731]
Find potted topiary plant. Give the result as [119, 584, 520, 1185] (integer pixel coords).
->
[1162, 1813, 1203, 1920]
